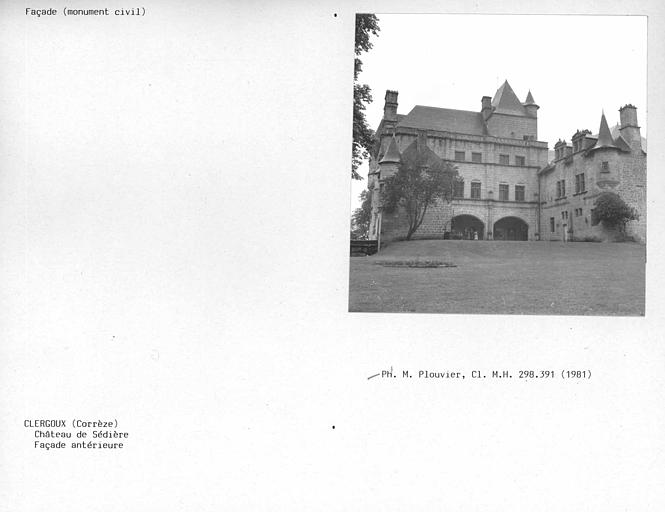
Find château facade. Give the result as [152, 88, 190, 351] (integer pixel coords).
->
[538, 106, 646, 242]
[367, 81, 646, 243]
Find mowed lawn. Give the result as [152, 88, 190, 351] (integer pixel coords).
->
[349, 240, 645, 315]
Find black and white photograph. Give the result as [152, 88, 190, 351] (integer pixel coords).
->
[350, 14, 647, 315]
[2, 2, 665, 511]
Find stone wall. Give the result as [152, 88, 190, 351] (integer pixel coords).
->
[539, 148, 646, 242]
[381, 197, 539, 242]
[371, 126, 548, 243]
[487, 113, 537, 140]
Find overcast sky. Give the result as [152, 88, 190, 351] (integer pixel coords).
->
[352, 14, 647, 207]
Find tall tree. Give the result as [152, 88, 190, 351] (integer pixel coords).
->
[382, 147, 459, 240]
[350, 190, 372, 239]
[352, 14, 380, 180]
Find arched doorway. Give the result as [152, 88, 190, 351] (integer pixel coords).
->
[493, 216, 528, 241]
[451, 215, 485, 240]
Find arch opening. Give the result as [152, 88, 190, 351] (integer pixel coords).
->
[451, 215, 485, 240]
[493, 216, 528, 241]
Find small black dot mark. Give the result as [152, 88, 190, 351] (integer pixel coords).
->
[333, 13, 337, 17]
[332, 425, 335, 429]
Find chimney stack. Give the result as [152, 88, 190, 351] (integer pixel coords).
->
[619, 104, 641, 151]
[481, 96, 492, 121]
[383, 90, 398, 122]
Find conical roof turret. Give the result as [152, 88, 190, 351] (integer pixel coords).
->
[379, 134, 401, 164]
[593, 111, 619, 150]
[524, 90, 537, 105]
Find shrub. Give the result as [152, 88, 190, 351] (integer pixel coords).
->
[591, 192, 638, 233]
[572, 235, 602, 243]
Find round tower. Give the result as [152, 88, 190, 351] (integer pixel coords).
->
[523, 90, 539, 119]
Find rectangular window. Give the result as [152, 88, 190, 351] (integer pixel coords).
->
[515, 156, 525, 166]
[601, 161, 609, 172]
[499, 154, 509, 165]
[455, 151, 465, 162]
[470, 181, 481, 199]
[499, 183, 509, 201]
[453, 179, 464, 198]
[556, 181, 561, 198]
[560, 180, 566, 197]
[472, 152, 482, 163]
[575, 173, 586, 194]
[550, 217, 555, 233]
[515, 185, 525, 202]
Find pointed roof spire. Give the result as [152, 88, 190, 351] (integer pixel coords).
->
[379, 134, 401, 164]
[524, 90, 536, 105]
[491, 80, 526, 114]
[593, 111, 619, 150]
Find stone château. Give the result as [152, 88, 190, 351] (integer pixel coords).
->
[366, 81, 646, 243]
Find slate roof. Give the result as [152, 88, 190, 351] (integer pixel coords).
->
[491, 80, 526, 115]
[379, 135, 401, 164]
[610, 124, 647, 149]
[592, 112, 619, 150]
[397, 106, 486, 136]
[390, 81, 536, 136]
[524, 90, 536, 105]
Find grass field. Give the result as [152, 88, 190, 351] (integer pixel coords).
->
[348, 240, 645, 316]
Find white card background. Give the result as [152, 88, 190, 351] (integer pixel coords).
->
[1, 1, 664, 510]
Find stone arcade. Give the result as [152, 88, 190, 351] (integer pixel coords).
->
[366, 81, 646, 244]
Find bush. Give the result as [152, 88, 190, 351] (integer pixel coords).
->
[592, 192, 638, 232]
[572, 235, 602, 243]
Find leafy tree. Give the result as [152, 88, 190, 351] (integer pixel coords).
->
[351, 190, 372, 239]
[381, 148, 459, 240]
[591, 192, 638, 233]
[352, 14, 380, 180]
